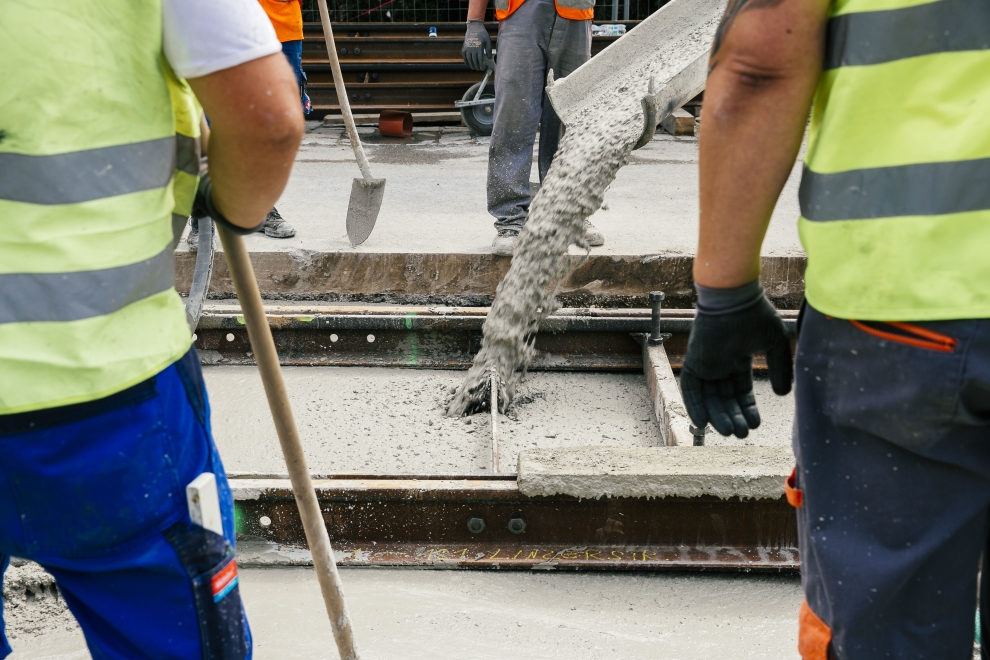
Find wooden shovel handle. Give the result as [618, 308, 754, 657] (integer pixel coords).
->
[217, 228, 361, 660]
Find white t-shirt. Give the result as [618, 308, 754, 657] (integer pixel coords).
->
[162, 0, 283, 80]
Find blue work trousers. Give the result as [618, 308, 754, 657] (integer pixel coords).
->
[281, 40, 311, 115]
[0, 349, 250, 659]
[793, 305, 990, 658]
[487, 0, 590, 231]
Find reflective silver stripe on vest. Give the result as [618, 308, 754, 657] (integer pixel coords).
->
[175, 134, 200, 177]
[0, 137, 176, 205]
[824, 0, 990, 70]
[800, 158, 990, 221]
[0, 247, 175, 324]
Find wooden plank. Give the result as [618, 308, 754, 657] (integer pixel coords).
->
[660, 108, 696, 136]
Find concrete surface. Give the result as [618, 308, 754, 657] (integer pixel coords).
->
[6, 568, 803, 659]
[179, 125, 804, 259]
[518, 445, 793, 500]
[206, 366, 662, 475]
[204, 367, 793, 476]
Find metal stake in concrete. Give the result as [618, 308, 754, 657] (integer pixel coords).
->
[490, 367, 500, 473]
[648, 291, 670, 346]
[217, 228, 360, 660]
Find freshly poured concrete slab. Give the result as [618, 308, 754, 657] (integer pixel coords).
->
[205, 367, 794, 476]
[5, 568, 803, 659]
[517, 446, 793, 500]
[204, 366, 662, 475]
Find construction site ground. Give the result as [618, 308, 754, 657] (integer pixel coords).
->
[173, 121, 807, 310]
[5, 122, 808, 658]
[7, 567, 801, 659]
[177, 121, 804, 258]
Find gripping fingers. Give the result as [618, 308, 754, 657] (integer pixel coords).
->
[732, 372, 761, 430]
[717, 379, 750, 438]
[679, 370, 711, 429]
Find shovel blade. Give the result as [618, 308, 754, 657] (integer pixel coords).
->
[346, 177, 386, 246]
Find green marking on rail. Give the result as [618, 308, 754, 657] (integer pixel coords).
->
[296, 316, 316, 323]
[236, 316, 245, 325]
[233, 501, 244, 536]
[404, 312, 417, 330]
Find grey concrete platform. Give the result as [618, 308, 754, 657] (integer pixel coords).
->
[6, 568, 803, 659]
[177, 125, 807, 306]
[203, 367, 793, 476]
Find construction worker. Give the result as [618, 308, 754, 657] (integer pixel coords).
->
[0, 0, 302, 656]
[680, 0, 990, 657]
[462, 0, 605, 255]
[187, 2, 301, 252]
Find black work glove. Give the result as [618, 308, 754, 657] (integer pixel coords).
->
[191, 172, 263, 235]
[680, 293, 793, 438]
[462, 19, 491, 71]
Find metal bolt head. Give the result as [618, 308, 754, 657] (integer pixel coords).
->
[339, 47, 347, 55]
[466, 517, 485, 534]
[353, 47, 362, 55]
[507, 516, 527, 535]
[259, 516, 272, 528]
[648, 291, 665, 303]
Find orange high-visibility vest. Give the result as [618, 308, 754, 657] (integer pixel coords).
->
[495, 0, 595, 21]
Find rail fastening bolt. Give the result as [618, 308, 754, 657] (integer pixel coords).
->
[507, 516, 526, 535]
[648, 291, 665, 345]
[467, 517, 485, 534]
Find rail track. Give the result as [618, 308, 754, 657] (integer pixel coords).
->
[195, 302, 800, 571]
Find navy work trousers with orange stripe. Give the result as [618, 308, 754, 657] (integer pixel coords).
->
[793, 305, 990, 659]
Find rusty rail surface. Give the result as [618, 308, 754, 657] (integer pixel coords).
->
[194, 304, 797, 370]
[232, 475, 799, 572]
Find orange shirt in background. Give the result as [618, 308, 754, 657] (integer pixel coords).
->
[257, 0, 303, 42]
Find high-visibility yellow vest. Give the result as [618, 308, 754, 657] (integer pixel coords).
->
[168, 66, 203, 223]
[799, 0, 990, 321]
[0, 0, 192, 414]
[496, 0, 595, 22]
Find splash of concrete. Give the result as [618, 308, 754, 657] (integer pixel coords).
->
[447, 11, 722, 416]
[448, 97, 644, 416]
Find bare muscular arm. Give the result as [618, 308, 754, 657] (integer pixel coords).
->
[695, 0, 829, 287]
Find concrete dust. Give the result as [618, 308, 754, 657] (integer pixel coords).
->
[242, 568, 803, 660]
[449, 16, 721, 416]
[6, 568, 804, 659]
[203, 367, 663, 475]
[2, 560, 79, 647]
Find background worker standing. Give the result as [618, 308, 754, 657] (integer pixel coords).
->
[680, 0, 990, 656]
[253, 0, 316, 239]
[462, 0, 605, 256]
[0, 0, 302, 656]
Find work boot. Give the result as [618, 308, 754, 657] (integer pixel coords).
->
[584, 220, 605, 247]
[492, 229, 520, 256]
[261, 207, 296, 238]
[186, 217, 199, 252]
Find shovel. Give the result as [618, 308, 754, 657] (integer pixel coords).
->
[315, 0, 385, 246]
[217, 228, 361, 659]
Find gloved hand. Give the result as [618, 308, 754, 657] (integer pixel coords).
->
[190, 172, 262, 235]
[680, 293, 793, 438]
[462, 19, 491, 71]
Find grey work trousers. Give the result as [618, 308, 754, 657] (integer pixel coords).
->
[487, 0, 591, 232]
